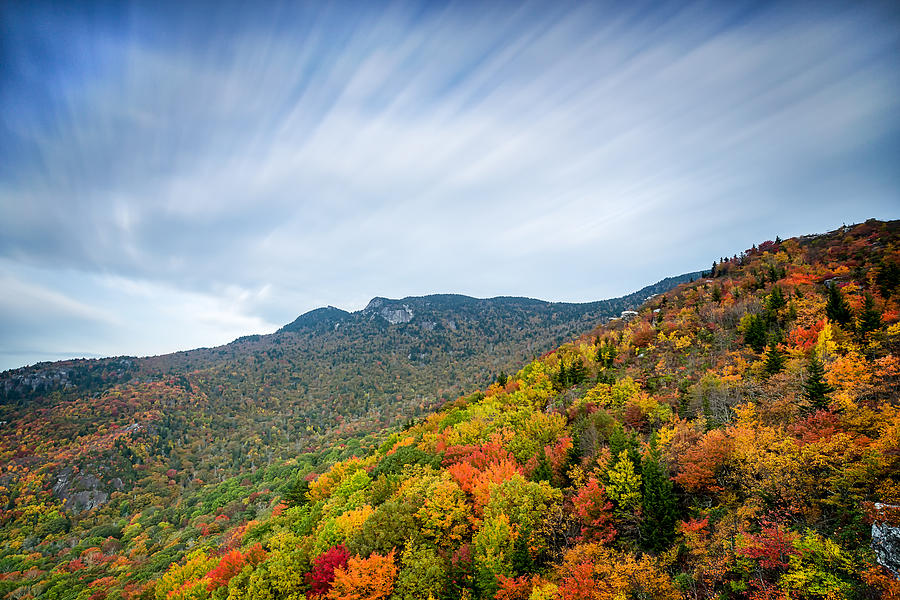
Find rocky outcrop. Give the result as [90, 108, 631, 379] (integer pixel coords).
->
[363, 298, 414, 324]
[872, 503, 900, 577]
[53, 466, 125, 514]
[0, 357, 135, 401]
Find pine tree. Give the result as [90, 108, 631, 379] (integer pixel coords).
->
[763, 342, 785, 376]
[569, 356, 587, 385]
[596, 340, 617, 368]
[510, 528, 534, 576]
[803, 354, 834, 411]
[825, 283, 852, 325]
[283, 477, 310, 507]
[531, 453, 552, 484]
[857, 293, 882, 338]
[640, 444, 677, 553]
[743, 314, 768, 353]
[876, 260, 900, 298]
[553, 358, 568, 389]
[766, 286, 786, 312]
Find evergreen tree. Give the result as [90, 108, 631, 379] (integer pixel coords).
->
[608, 423, 641, 471]
[596, 340, 617, 368]
[569, 356, 587, 385]
[876, 260, 900, 298]
[554, 359, 569, 389]
[763, 342, 785, 376]
[510, 528, 534, 576]
[596, 369, 615, 385]
[825, 283, 852, 325]
[531, 453, 552, 484]
[743, 314, 768, 353]
[496, 371, 508, 387]
[803, 354, 834, 411]
[857, 293, 882, 338]
[283, 477, 310, 508]
[787, 301, 798, 321]
[766, 285, 786, 312]
[640, 444, 677, 553]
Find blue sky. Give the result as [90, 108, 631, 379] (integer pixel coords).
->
[1, 0, 898, 371]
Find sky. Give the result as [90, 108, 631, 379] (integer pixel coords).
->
[1, 0, 899, 371]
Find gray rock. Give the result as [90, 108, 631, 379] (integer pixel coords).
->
[53, 467, 115, 514]
[872, 503, 900, 577]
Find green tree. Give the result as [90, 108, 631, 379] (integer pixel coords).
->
[766, 286, 786, 312]
[857, 293, 882, 338]
[530, 453, 552, 484]
[283, 477, 310, 508]
[742, 314, 768, 353]
[640, 446, 677, 553]
[392, 541, 447, 600]
[876, 260, 900, 298]
[510, 527, 534, 576]
[825, 283, 852, 325]
[554, 359, 569, 390]
[496, 371, 508, 387]
[596, 340, 617, 368]
[569, 356, 587, 386]
[473, 514, 514, 598]
[803, 355, 834, 411]
[763, 342, 785, 377]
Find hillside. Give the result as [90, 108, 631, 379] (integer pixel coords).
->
[0, 277, 698, 521]
[2, 220, 900, 599]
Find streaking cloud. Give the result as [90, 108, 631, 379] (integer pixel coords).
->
[1, 1, 898, 369]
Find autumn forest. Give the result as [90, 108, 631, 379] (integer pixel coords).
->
[2, 219, 900, 599]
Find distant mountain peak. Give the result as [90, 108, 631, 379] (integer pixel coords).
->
[277, 305, 351, 333]
[280, 275, 708, 335]
[363, 297, 415, 324]
[363, 297, 387, 310]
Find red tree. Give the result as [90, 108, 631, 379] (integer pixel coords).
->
[307, 544, 351, 597]
[572, 478, 616, 543]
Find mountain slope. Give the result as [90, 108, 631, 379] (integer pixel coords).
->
[2, 219, 898, 599]
[0, 273, 699, 519]
[144, 218, 898, 600]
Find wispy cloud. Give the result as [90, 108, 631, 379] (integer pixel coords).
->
[0, 0, 898, 369]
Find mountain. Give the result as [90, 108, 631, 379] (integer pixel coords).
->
[279, 306, 352, 333]
[2, 276, 702, 428]
[2, 219, 899, 599]
[0, 273, 699, 515]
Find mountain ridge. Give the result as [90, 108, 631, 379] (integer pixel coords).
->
[279, 273, 702, 334]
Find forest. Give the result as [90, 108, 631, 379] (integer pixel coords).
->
[1, 219, 899, 599]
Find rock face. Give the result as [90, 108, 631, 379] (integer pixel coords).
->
[380, 305, 414, 325]
[53, 467, 125, 514]
[1, 357, 136, 402]
[872, 504, 900, 577]
[362, 298, 415, 324]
